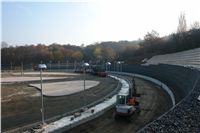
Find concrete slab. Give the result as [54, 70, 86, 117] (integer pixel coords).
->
[30, 80, 100, 96]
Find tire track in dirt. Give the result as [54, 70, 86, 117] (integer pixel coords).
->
[66, 78, 172, 133]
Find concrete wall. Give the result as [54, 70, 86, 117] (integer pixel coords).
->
[119, 64, 199, 103]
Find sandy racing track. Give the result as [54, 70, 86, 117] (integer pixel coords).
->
[1, 72, 118, 132]
[30, 80, 100, 96]
[1, 72, 77, 83]
[66, 76, 172, 133]
[1, 71, 172, 133]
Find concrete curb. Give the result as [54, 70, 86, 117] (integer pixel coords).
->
[40, 75, 130, 133]
[109, 71, 176, 106]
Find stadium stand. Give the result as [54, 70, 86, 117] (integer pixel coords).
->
[144, 48, 200, 70]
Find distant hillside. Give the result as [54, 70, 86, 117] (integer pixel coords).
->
[1, 28, 200, 68]
[126, 28, 200, 64]
[86, 40, 140, 53]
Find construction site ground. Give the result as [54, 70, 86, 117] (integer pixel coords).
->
[1, 72, 172, 133]
[67, 77, 172, 133]
[1, 72, 118, 132]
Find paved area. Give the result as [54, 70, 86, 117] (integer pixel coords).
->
[30, 80, 100, 96]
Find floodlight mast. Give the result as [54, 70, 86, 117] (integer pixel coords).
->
[117, 61, 124, 72]
[83, 63, 89, 107]
[117, 61, 121, 72]
[106, 62, 111, 71]
[38, 64, 47, 125]
[40, 68, 44, 125]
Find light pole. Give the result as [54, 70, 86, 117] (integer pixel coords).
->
[58, 61, 60, 71]
[10, 61, 13, 73]
[117, 61, 121, 72]
[119, 61, 124, 72]
[49, 61, 52, 72]
[114, 61, 116, 71]
[74, 61, 77, 70]
[82, 62, 89, 108]
[38, 64, 47, 125]
[106, 62, 111, 71]
[66, 60, 68, 71]
[21, 62, 24, 76]
[117, 61, 124, 72]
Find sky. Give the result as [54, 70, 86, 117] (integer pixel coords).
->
[1, 0, 200, 46]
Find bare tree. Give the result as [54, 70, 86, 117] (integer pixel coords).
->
[144, 30, 159, 41]
[177, 12, 187, 33]
[190, 21, 200, 30]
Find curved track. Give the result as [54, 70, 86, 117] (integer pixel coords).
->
[1, 73, 118, 132]
[67, 77, 172, 133]
[2, 72, 174, 133]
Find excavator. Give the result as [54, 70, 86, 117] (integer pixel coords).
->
[114, 77, 140, 119]
[91, 66, 107, 77]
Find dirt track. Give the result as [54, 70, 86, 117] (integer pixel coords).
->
[66, 78, 172, 133]
[2, 73, 172, 133]
[1, 74, 118, 132]
[30, 80, 100, 96]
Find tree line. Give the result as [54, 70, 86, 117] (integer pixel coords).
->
[2, 13, 200, 68]
[124, 28, 200, 64]
[2, 27, 200, 68]
[1, 41, 140, 68]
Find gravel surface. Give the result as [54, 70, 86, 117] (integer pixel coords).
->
[139, 75, 200, 133]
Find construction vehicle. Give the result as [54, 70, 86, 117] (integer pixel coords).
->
[91, 66, 107, 77]
[74, 63, 90, 74]
[114, 77, 140, 119]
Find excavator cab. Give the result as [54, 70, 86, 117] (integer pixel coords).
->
[117, 94, 129, 105]
[117, 93, 135, 105]
[115, 93, 135, 116]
